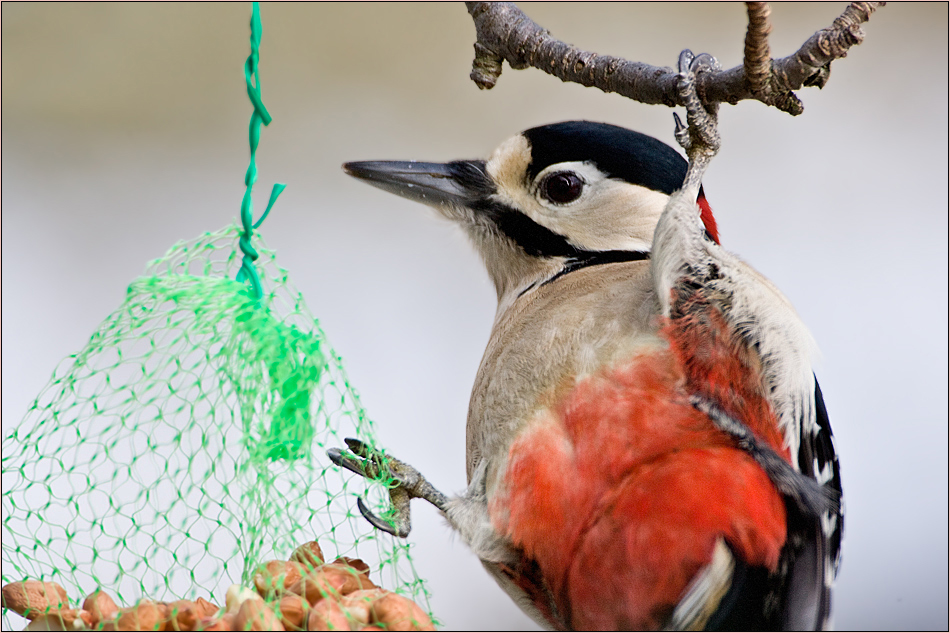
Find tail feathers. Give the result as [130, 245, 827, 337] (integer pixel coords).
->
[667, 538, 735, 630]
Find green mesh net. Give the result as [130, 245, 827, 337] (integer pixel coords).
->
[1, 223, 433, 629]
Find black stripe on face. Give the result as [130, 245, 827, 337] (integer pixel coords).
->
[472, 197, 650, 295]
[477, 202, 584, 258]
[447, 160, 583, 258]
[450, 159, 650, 276]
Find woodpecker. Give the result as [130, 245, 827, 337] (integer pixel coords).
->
[330, 78, 843, 629]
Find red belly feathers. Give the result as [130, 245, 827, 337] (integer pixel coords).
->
[490, 296, 789, 630]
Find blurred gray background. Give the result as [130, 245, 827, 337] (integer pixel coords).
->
[2, 3, 947, 630]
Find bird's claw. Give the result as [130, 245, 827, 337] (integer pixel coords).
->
[357, 495, 411, 538]
[327, 439, 409, 536]
[327, 438, 449, 539]
[675, 49, 722, 190]
[328, 439, 380, 479]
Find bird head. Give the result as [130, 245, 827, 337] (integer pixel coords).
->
[344, 121, 717, 302]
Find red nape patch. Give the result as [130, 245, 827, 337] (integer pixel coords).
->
[490, 349, 787, 630]
[697, 193, 720, 244]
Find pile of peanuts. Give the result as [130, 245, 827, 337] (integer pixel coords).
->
[1, 540, 436, 631]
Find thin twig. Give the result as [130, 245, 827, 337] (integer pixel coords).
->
[743, 2, 773, 97]
[465, 2, 883, 116]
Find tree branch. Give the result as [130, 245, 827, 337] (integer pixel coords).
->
[465, 2, 883, 116]
[743, 2, 773, 97]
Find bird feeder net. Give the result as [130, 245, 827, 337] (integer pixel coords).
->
[1, 223, 434, 629]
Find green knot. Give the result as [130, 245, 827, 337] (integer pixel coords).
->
[237, 1, 286, 302]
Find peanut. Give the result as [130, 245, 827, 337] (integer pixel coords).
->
[254, 560, 304, 598]
[339, 589, 385, 625]
[291, 565, 376, 606]
[112, 600, 164, 631]
[195, 597, 221, 618]
[276, 593, 309, 631]
[290, 542, 325, 573]
[224, 585, 258, 614]
[22, 608, 91, 631]
[1, 580, 69, 618]
[370, 593, 435, 632]
[164, 599, 203, 631]
[82, 588, 120, 626]
[307, 599, 350, 631]
[234, 595, 284, 631]
[195, 612, 236, 631]
[332, 558, 370, 577]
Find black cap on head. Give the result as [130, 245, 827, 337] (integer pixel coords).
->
[523, 121, 687, 195]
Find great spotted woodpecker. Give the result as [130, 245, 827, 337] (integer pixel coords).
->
[330, 60, 843, 630]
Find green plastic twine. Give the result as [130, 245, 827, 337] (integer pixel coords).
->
[237, 2, 286, 301]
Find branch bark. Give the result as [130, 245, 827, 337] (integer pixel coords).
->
[743, 2, 773, 97]
[465, 2, 883, 116]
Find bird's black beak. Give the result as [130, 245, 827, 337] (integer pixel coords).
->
[342, 160, 492, 208]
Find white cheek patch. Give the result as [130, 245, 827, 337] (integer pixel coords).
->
[542, 178, 670, 252]
[488, 159, 599, 233]
[503, 161, 608, 227]
[500, 170, 669, 253]
[486, 143, 671, 254]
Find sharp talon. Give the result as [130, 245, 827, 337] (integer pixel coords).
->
[327, 447, 367, 477]
[678, 49, 695, 75]
[357, 496, 405, 537]
[327, 444, 389, 482]
[673, 113, 690, 152]
[327, 447, 345, 467]
[344, 437, 372, 457]
[329, 439, 447, 537]
[690, 52, 721, 74]
[673, 112, 686, 134]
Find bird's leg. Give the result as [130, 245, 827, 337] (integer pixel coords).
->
[327, 438, 448, 538]
[673, 49, 722, 194]
[652, 50, 725, 319]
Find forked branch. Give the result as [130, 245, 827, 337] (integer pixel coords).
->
[465, 2, 883, 116]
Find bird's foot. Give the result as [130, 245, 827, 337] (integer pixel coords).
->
[328, 438, 448, 538]
[673, 49, 722, 191]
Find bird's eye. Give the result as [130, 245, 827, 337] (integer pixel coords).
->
[539, 172, 584, 204]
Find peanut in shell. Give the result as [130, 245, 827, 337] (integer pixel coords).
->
[307, 598, 350, 632]
[1, 580, 69, 618]
[290, 541, 325, 573]
[234, 595, 285, 631]
[370, 592, 435, 632]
